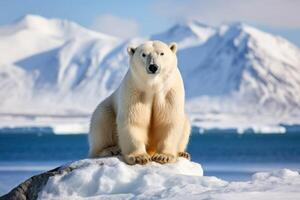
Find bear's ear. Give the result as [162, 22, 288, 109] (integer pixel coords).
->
[127, 47, 136, 56]
[169, 42, 177, 53]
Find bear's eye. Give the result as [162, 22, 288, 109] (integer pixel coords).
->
[160, 52, 164, 56]
[142, 53, 146, 58]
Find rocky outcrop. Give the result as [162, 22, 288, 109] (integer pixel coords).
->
[0, 166, 75, 200]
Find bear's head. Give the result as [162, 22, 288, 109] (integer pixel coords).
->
[127, 40, 177, 86]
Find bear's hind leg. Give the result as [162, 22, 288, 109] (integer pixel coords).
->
[88, 99, 117, 158]
[178, 152, 191, 160]
[97, 145, 121, 157]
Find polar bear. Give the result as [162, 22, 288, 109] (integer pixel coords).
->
[88, 40, 191, 165]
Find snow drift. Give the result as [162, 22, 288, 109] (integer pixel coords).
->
[38, 157, 300, 200]
[1, 15, 300, 133]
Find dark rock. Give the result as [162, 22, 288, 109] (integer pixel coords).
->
[0, 166, 76, 200]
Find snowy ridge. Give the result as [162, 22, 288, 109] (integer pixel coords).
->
[151, 20, 215, 48]
[0, 14, 116, 65]
[0, 15, 300, 133]
[38, 157, 300, 200]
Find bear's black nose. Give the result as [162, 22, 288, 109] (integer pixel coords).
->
[148, 64, 158, 74]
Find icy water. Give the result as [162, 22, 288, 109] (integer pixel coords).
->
[1, 132, 300, 195]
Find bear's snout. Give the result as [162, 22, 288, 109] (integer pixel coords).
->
[148, 64, 159, 74]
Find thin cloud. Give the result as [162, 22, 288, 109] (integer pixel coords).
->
[152, 0, 300, 28]
[91, 14, 140, 38]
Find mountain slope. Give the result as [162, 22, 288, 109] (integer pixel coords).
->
[0, 15, 116, 65]
[151, 20, 215, 48]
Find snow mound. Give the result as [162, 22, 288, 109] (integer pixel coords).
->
[39, 157, 204, 199]
[38, 157, 300, 200]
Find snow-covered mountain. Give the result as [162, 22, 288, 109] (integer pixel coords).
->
[0, 15, 300, 133]
[180, 23, 300, 101]
[178, 23, 300, 131]
[0, 15, 123, 114]
[151, 20, 215, 48]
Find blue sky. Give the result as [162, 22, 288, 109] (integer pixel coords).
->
[0, 0, 299, 46]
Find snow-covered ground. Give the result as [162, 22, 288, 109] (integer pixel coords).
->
[38, 157, 300, 200]
[1, 15, 300, 133]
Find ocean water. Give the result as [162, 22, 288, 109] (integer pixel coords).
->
[1, 132, 300, 195]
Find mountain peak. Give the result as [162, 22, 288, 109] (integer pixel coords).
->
[151, 20, 215, 48]
[16, 14, 83, 34]
[217, 22, 300, 62]
[178, 20, 212, 29]
[8, 14, 118, 42]
[11, 14, 77, 35]
[18, 14, 49, 26]
[218, 22, 256, 38]
[219, 22, 287, 44]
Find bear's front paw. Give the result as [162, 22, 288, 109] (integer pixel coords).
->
[152, 153, 176, 164]
[178, 152, 191, 160]
[125, 153, 151, 165]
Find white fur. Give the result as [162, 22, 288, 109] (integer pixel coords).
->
[88, 41, 191, 165]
